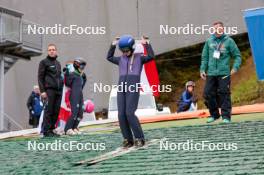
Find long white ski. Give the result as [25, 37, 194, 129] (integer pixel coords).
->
[74, 138, 165, 166]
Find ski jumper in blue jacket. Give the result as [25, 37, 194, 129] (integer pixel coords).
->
[106, 43, 155, 143]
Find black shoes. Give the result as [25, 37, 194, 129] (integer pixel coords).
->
[122, 138, 145, 148]
[43, 130, 60, 137]
[122, 139, 134, 148]
[134, 138, 145, 147]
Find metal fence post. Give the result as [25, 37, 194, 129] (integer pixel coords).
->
[0, 54, 4, 131]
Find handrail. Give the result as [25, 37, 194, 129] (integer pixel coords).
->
[3, 112, 24, 130]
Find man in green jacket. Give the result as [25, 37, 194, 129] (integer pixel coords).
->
[200, 21, 241, 123]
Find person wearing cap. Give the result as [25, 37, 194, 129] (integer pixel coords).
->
[200, 21, 241, 123]
[106, 35, 155, 148]
[64, 58, 87, 135]
[177, 81, 198, 113]
[26, 85, 43, 128]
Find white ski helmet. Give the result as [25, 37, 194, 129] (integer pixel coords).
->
[185, 81, 195, 89]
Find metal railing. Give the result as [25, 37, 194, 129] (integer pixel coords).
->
[0, 7, 43, 132]
[0, 12, 21, 44]
[0, 8, 43, 52]
[4, 112, 24, 131]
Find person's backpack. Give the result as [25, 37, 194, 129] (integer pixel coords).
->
[32, 96, 43, 117]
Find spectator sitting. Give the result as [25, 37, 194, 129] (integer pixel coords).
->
[177, 81, 198, 113]
[27, 85, 43, 128]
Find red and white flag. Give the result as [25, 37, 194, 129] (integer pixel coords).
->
[55, 85, 72, 131]
[38, 82, 72, 134]
[135, 43, 160, 97]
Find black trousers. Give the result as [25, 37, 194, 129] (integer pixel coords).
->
[203, 76, 232, 119]
[64, 98, 84, 132]
[29, 113, 40, 128]
[117, 89, 145, 141]
[64, 108, 83, 132]
[43, 89, 62, 134]
[32, 116, 40, 128]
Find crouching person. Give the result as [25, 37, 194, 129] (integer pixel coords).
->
[64, 58, 87, 135]
[177, 81, 198, 113]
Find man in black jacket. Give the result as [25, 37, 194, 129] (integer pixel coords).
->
[38, 44, 63, 137]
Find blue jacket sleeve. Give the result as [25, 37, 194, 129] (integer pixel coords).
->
[182, 91, 191, 103]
